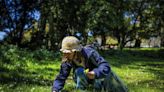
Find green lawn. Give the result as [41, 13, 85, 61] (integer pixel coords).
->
[0, 47, 163, 92]
[108, 57, 164, 92]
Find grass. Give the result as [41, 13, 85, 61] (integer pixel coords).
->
[108, 57, 164, 92]
[0, 46, 163, 92]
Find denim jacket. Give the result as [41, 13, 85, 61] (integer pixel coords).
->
[52, 46, 111, 92]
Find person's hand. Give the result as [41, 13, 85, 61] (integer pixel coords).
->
[86, 71, 95, 79]
[52, 90, 57, 92]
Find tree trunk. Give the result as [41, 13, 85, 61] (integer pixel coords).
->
[40, 13, 46, 46]
[17, 23, 24, 47]
[134, 38, 141, 48]
[119, 37, 125, 50]
[81, 31, 88, 45]
[17, 11, 26, 47]
[101, 35, 106, 46]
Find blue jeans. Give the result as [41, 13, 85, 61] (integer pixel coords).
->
[74, 68, 128, 92]
[74, 67, 103, 90]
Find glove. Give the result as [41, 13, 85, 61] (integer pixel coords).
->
[84, 68, 89, 74]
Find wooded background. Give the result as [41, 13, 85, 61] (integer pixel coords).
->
[0, 0, 163, 50]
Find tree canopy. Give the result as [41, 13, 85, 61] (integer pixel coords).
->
[0, 0, 163, 50]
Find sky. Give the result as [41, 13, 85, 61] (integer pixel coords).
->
[0, 10, 40, 41]
[0, 32, 7, 41]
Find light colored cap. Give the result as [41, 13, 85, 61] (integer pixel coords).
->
[60, 36, 82, 53]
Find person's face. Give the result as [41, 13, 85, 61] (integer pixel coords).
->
[63, 52, 75, 61]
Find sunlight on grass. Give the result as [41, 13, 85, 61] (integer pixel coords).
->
[0, 47, 163, 92]
[0, 83, 51, 92]
[110, 57, 164, 92]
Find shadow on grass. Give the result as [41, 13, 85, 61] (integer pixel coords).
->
[0, 63, 60, 87]
[0, 70, 52, 86]
[0, 74, 52, 86]
[102, 48, 164, 66]
[0, 48, 60, 86]
[103, 48, 164, 59]
[102, 49, 164, 91]
[127, 79, 164, 91]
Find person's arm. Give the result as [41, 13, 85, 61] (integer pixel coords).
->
[52, 62, 72, 92]
[90, 49, 111, 79]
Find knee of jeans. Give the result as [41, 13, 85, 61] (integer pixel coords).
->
[75, 67, 84, 76]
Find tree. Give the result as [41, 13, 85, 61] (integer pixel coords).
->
[84, 0, 113, 46]
[106, 0, 163, 49]
[0, 0, 40, 47]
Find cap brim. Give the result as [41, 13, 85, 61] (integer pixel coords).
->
[60, 45, 83, 53]
[60, 49, 72, 53]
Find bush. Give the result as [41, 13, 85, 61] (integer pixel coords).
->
[0, 45, 60, 64]
[32, 48, 57, 61]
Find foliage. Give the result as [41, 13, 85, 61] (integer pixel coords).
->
[0, 0, 40, 46]
[32, 48, 61, 61]
[0, 44, 58, 63]
[0, 0, 163, 50]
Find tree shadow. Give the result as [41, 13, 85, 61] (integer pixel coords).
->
[102, 49, 164, 86]
[0, 69, 52, 85]
[103, 48, 164, 59]
[0, 64, 60, 86]
[102, 49, 164, 67]
[127, 79, 163, 91]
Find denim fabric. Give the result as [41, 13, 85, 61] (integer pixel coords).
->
[74, 67, 103, 90]
[105, 71, 128, 92]
[74, 67, 88, 89]
[74, 68, 128, 92]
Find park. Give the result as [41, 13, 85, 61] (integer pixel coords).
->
[0, 0, 163, 92]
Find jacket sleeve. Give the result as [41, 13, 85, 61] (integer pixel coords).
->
[90, 49, 111, 79]
[52, 62, 72, 92]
